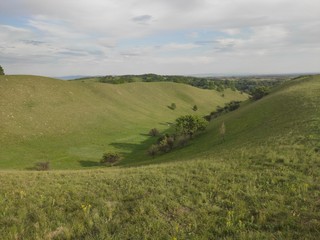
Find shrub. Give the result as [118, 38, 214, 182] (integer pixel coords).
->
[157, 134, 170, 144]
[169, 103, 176, 110]
[250, 86, 269, 100]
[100, 152, 121, 165]
[35, 161, 50, 171]
[158, 137, 170, 153]
[0, 65, 4, 75]
[166, 136, 175, 150]
[159, 136, 174, 152]
[149, 128, 160, 137]
[192, 105, 198, 111]
[148, 144, 159, 158]
[175, 115, 208, 138]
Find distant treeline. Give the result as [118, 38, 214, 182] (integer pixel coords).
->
[95, 73, 289, 94]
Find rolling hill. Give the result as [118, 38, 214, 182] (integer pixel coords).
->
[0, 76, 320, 239]
[0, 75, 319, 239]
[0, 75, 247, 169]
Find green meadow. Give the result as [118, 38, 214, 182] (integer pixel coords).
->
[0, 75, 247, 169]
[0, 75, 319, 239]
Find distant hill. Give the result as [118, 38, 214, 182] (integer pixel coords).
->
[56, 75, 91, 80]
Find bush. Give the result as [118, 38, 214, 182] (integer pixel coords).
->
[250, 86, 269, 100]
[148, 144, 159, 158]
[166, 136, 175, 150]
[192, 105, 198, 111]
[35, 161, 50, 171]
[169, 103, 176, 110]
[0, 65, 4, 75]
[100, 152, 121, 165]
[175, 115, 208, 138]
[158, 136, 175, 153]
[149, 128, 160, 137]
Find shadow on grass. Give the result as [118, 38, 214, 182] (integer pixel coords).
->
[140, 133, 150, 137]
[78, 160, 101, 167]
[110, 142, 140, 151]
[159, 122, 173, 126]
[107, 125, 195, 168]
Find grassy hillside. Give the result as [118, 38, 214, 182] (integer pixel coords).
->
[120, 75, 320, 168]
[0, 75, 247, 169]
[0, 75, 319, 239]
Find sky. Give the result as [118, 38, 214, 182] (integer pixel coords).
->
[0, 0, 320, 76]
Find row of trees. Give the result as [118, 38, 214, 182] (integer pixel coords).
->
[95, 73, 285, 95]
[147, 115, 209, 158]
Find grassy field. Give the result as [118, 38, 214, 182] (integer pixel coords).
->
[0, 75, 319, 239]
[0, 75, 247, 169]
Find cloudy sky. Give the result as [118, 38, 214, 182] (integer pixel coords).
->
[0, 0, 319, 76]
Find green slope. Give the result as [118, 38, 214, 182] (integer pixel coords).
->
[0, 75, 247, 169]
[202, 75, 320, 159]
[122, 75, 320, 167]
[0, 75, 319, 239]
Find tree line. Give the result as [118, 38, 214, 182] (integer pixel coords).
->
[95, 73, 286, 94]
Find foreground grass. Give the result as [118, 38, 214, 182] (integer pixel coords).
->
[0, 154, 319, 239]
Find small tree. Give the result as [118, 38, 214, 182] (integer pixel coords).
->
[175, 115, 208, 138]
[166, 136, 175, 150]
[148, 144, 159, 158]
[34, 161, 50, 171]
[192, 105, 198, 111]
[0, 65, 4, 75]
[219, 122, 226, 141]
[100, 152, 121, 165]
[158, 135, 175, 153]
[149, 128, 160, 137]
[250, 86, 269, 100]
[169, 103, 176, 110]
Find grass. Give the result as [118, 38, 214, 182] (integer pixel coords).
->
[0, 75, 247, 169]
[0, 157, 319, 239]
[0, 75, 319, 239]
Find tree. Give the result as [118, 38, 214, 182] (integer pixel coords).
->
[100, 152, 121, 165]
[175, 115, 208, 138]
[34, 161, 50, 171]
[192, 105, 198, 111]
[148, 144, 159, 158]
[0, 65, 4, 75]
[219, 122, 226, 141]
[169, 103, 176, 110]
[149, 128, 160, 137]
[250, 86, 269, 100]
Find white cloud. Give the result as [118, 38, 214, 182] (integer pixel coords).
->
[0, 0, 319, 75]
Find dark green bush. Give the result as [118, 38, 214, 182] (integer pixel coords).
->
[35, 161, 50, 171]
[147, 144, 159, 158]
[192, 105, 198, 111]
[100, 152, 121, 165]
[149, 128, 160, 137]
[169, 103, 176, 110]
